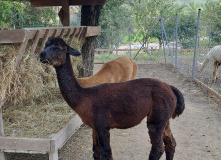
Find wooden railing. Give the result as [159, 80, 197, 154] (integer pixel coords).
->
[0, 26, 101, 160]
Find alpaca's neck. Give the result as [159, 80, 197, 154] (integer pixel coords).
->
[55, 55, 82, 108]
[199, 58, 209, 72]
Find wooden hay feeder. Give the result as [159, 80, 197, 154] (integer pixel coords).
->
[0, 26, 101, 160]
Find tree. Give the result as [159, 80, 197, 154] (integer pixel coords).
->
[99, 0, 134, 48]
[0, 1, 57, 29]
[79, 5, 103, 77]
[132, 0, 184, 46]
[202, 1, 221, 44]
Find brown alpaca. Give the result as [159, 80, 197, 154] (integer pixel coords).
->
[40, 38, 185, 160]
[77, 56, 137, 87]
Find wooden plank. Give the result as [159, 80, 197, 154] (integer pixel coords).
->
[58, 29, 65, 38]
[0, 107, 4, 136]
[0, 152, 6, 160]
[3, 149, 46, 154]
[76, 28, 83, 39]
[70, 28, 78, 43]
[0, 137, 51, 152]
[65, 28, 72, 38]
[0, 29, 27, 43]
[51, 115, 82, 150]
[49, 151, 58, 160]
[39, 29, 50, 52]
[30, 30, 41, 54]
[30, 0, 107, 7]
[52, 29, 58, 37]
[0, 27, 100, 44]
[194, 79, 221, 100]
[79, 27, 87, 39]
[14, 34, 31, 71]
[86, 26, 101, 37]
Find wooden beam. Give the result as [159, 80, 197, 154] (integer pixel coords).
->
[58, 0, 70, 26]
[14, 34, 31, 71]
[0, 152, 6, 160]
[0, 29, 27, 43]
[30, 30, 41, 54]
[0, 107, 4, 136]
[0, 27, 100, 44]
[0, 137, 51, 152]
[79, 27, 87, 39]
[51, 115, 82, 150]
[39, 29, 50, 52]
[70, 28, 78, 43]
[194, 79, 221, 100]
[86, 26, 101, 37]
[30, 0, 107, 7]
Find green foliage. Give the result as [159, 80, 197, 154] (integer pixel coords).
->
[132, 0, 184, 42]
[0, 1, 24, 27]
[201, 1, 221, 44]
[94, 53, 122, 62]
[121, 32, 143, 44]
[99, 0, 134, 48]
[0, 1, 57, 29]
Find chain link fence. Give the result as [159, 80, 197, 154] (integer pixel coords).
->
[94, 12, 221, 94]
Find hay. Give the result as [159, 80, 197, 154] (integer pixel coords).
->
[0, 36, 85, 138]
[3, 101, 75, 138]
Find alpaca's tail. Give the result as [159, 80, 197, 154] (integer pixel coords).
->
[170, 85, 185, 119]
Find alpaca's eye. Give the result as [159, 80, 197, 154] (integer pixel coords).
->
[54, 48, 60, 51]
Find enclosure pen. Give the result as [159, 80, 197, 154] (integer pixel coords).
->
[0, 26, 101, 160]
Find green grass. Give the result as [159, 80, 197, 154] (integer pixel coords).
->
[94, 50, 168, 64]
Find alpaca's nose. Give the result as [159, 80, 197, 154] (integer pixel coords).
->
[40, 51, 46, 57]
[40, 51, 47, 59]
[40, 51, 48, 63]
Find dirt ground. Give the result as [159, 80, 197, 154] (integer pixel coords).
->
[57, 63, 221, 160]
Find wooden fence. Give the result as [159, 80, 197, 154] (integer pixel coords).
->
[0, 26, 101, 160]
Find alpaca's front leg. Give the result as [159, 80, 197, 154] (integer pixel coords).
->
[92, 130, 101, 160]
[96, 127, 113, 160]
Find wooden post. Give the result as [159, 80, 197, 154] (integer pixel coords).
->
[0, 107, 6, 160]
[58, 0, 70, 26]
[0, 107, 4, 136]
[49, 151, 58, 160]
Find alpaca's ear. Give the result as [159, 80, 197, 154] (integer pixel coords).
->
[68, 47, 82, 56]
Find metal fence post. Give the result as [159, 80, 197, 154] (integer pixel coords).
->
[175, 14, 178, 67]
[192, 9, 201, 81]
[209, 30, 211, 51]
[161, 19, 166, 63]
[129, 27, 132, 57]
[160, 18, 175, 65]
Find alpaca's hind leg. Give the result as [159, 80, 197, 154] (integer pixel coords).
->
[92, 130, 101, 160]
[212, 62, 218, 83]
[147, 121, 165, 160]
[96, 127, 113, 160]
[163, 121, 176, 160]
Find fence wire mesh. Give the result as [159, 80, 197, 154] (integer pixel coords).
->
[94, 14, 221, 94]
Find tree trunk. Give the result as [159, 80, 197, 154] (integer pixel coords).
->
[79, 5, 103, 77]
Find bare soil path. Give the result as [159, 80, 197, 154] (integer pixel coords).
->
[58, 63, 221, 160]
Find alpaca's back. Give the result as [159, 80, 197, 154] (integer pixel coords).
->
[206, 45, 221, 62]
[198, 45, 221, 72]
[78, 57, 137, 87]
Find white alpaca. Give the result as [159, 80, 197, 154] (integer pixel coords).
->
[197, 45, 221, 82]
